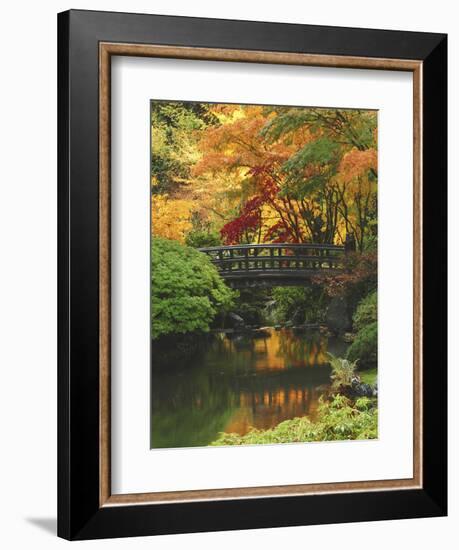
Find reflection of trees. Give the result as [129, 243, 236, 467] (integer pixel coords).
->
[219, 329, 329, 371]
[225, 385, 326, 434]
[151, 329, 347, 447]
[151, 368, 238, 448]
[276, 330, 327, 367]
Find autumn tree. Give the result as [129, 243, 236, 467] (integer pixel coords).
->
[151, 102, 378, 252]
[193, 105, 377, 249]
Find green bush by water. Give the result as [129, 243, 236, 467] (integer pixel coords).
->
[353, 290, 377, 332]
[151, 237, 235, 338]
[270, 286, 328, 325]
[347, 321, 377, 369]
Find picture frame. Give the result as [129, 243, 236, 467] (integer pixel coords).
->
[57, 9, 447, 540]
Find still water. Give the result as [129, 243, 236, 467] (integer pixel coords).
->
[151, 328, 347, 448]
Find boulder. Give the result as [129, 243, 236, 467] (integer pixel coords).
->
[325, 296, 352, 335]
[226, 312, 246, 329]
[350, 378, 374, 397]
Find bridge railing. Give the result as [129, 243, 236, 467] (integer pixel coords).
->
[198, 243, 345, 274]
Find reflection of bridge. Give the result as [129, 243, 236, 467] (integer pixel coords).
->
[199, 243, 346, 288]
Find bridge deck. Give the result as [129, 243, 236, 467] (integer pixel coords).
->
[199, 243, 345, 286]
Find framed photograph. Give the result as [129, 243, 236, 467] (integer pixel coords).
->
[58, 9, 447, 540]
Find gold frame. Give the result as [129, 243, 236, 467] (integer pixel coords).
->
[99, 42, 423, 507]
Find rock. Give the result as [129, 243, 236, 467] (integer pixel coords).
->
[350, 378, 374, 397]
[227, 312, 245, 329]
[325, 296, 352, 335]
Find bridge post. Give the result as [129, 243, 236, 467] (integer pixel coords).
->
[344, 233, 356, 254]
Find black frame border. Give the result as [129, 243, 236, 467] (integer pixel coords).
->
[58, 9, 447, 540]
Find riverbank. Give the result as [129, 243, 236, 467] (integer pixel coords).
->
[210, 394, 378, 446]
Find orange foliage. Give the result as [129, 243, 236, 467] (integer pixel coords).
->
[151, 102, 378, 249]
[339, 148, 377, 182]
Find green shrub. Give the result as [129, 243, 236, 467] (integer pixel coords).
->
[210, 394, 378, 445]
[353, 290, 377, 332]
[151, 237, 234, 338]
[347, 321, 377, 369]
[271, 286, 327, 324]
[232, 288, 269, 326]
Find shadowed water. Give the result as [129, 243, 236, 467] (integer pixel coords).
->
[151, 328, 347, 448]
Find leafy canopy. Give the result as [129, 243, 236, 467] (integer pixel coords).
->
[151, 101, 378, 251]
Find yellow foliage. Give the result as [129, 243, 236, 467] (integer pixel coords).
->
[151, 195, 193, 242]
[151, 102, 378, 249]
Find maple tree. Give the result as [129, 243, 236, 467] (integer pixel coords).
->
[151, 101, 378, 252]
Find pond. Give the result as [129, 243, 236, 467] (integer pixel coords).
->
[151, 327, 348, 448]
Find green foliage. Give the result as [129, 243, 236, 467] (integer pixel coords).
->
[354, 396, 373, 411]
[151, 101, 218, 194]
[270, 286, 328, 325]
[231, 288, 270, 326]
[347, 321, 377, 369]
[184, 229, 221, 249]
[210, 394, 378, 445]
[260, 108, 313, 142]
[283, 137, 340, 177]
[261, 107, 377, 151]
[327, 353, 358, 390]
[353, 290, 377, 332]
[151, 237, 234, 338]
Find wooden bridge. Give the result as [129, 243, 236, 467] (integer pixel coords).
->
[199, 243, 346, 288]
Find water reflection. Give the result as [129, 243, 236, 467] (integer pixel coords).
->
[151, 328, 347, 448]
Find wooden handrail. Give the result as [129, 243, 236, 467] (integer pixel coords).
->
[199, 243, 345, 275]
[199, 243, 345, 253]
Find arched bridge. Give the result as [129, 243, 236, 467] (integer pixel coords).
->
[199, 243, 346, 288]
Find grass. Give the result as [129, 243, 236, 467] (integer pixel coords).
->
[359, 368, 378, 386]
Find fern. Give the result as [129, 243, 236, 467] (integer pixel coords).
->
[327, 352, 358, 390]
